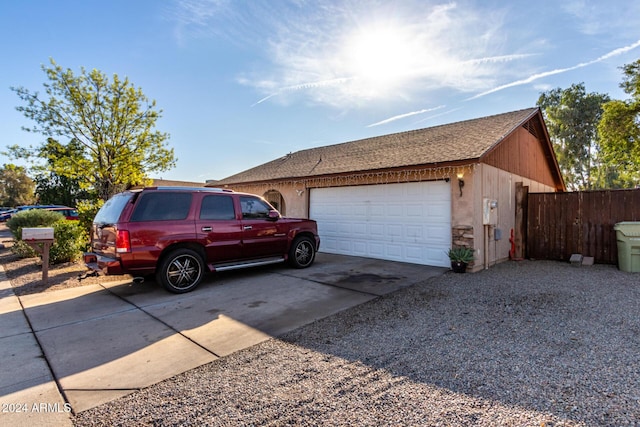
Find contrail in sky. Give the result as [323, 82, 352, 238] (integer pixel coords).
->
[252, 77, 354, 106]
[468, 39, 640, 100]
[367, 106, 445, 127]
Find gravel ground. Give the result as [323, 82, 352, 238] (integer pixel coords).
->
[67, 260, 640, 426]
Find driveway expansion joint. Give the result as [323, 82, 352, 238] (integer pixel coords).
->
[13, 289, 73, 413]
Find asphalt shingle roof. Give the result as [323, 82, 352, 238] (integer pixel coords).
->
[218, 108, 539, 184]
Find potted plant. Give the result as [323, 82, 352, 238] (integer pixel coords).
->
[447, 247, 474, 273]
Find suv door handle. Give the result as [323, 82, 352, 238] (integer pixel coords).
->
[243, 225, 252, 231]
[201, 226, 212, 232]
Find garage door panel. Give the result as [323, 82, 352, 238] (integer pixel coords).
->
[351, 241, 366, 254]
[406, 204, 424, 217]
[352, 223, 367, 236]
[311, 182, 451, 267]
[427, 202, 449, 218]
[405, 245, 425, 263]
[386, 204, 403, 217]
[368, 242, 385, 257]
[427, 226, 450, 242]
[369, 223, 385, 237]
[406, 225, 423, 240]
[386, 244, 403, 258]
[387, 224, 403, 239]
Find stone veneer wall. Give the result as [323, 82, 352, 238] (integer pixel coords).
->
[452, 225, 475, 269]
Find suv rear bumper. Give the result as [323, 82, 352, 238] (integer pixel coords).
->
[83, 252, 124, 275]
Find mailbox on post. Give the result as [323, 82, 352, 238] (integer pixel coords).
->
[21, 227, 55, 283]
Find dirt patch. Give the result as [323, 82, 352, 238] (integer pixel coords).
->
[0, 235, 131, 296]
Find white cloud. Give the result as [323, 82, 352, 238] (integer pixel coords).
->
[233, 1, 520, 109]
[167, 0, 230, 44]
[168, 0, 640, 116]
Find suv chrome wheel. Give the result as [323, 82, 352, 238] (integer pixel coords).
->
[289, 236, 316, 268]
[157, 248, 205, 293]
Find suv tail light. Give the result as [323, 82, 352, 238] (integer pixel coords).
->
[116, 230, 131, 253]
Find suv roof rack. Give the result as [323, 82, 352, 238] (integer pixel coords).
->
[149, 186, 234, 193]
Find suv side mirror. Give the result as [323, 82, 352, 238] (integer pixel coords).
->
[267, 210, 280, 221]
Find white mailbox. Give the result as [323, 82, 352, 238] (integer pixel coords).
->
[21, 227, 55, 241]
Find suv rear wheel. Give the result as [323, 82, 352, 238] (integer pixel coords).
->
[157, 248, 205, 293]
[289, 236, 316, 268]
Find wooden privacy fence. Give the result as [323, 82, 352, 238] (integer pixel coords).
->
[527, 188, 640, 264]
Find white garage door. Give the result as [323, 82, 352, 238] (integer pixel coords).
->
[310, 181, 451, 267]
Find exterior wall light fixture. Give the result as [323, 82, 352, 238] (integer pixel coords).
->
[457, 172, 464, 197]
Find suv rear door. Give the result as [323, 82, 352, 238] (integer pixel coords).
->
[125, 191, 197, 268]
[195, 193, 243, 263]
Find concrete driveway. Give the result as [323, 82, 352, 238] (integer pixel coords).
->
[1, 252, 446, 419]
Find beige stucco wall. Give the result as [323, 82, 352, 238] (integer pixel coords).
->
[464, 164, 557, 272]
[219, 182, 309, 218]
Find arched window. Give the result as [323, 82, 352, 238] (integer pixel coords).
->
[263, 190, 286, 215]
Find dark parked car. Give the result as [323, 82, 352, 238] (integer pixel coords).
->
[45, 206, 79, 220]
[0, 209, 17, 222]
[83, 187, 320, 293]
[3, 205, 78, 221]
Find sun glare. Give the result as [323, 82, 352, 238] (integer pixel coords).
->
[343, 23, 418, 93]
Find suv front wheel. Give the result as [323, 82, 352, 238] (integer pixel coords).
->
[157, 248, 205, 293]
[289, 236, 316, 268]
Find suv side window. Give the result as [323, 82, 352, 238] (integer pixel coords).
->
[130, 192, 192, 221]
[240, 196, 271, 219]
[200, 195, 235, 220]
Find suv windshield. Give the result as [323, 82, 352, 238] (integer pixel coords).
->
[94, 192, 133, 224]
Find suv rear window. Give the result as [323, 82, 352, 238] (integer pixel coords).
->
[200, 195, 235, 220]
[94, 192, 133, 224]
[130, 192, 192, 222]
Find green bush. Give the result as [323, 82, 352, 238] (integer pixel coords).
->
[446, 246, 475, 263]
[48, 220, 87, 263]
[7, 209, 87, 264]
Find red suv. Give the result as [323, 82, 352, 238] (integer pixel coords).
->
[83, 187, 320, 293]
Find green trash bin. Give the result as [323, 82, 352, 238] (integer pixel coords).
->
[613, 222, 640, 273]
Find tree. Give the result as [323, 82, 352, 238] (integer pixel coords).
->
[0, 164, 36, 206]
[537, 83, 610, 190]
[598, 59, 640, 188]
[9, 59, 176, 201]
[31, 138, 91, 205]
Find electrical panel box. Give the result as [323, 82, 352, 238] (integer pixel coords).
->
[482, 198, 498, 225]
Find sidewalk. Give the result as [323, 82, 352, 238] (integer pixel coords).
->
[0, 266, 73, 427]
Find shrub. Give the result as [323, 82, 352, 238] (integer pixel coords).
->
[446, 246, 475, 263]
[7, 209, 87, 264]
[49, 220, 87, 263]
[6, 208, 63, 235]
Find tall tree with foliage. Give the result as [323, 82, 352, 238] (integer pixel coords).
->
[9, 59, 176, 201]
[30, 138, 91, 206]
[598, 59, 640, 188]
[537, 83, 610, 190]
[0, 164, 36, 206]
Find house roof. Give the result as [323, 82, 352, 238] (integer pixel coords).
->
[218, 108, 541, 185]
[150, 179, 205, 187]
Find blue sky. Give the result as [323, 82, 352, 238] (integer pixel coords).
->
[1, 0, 639, 183]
